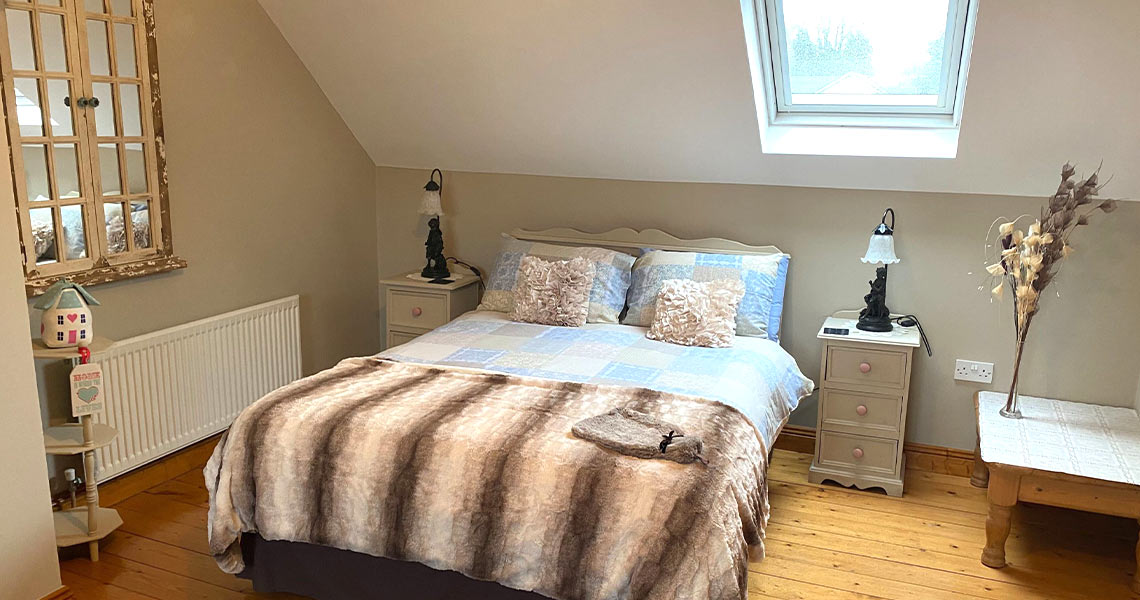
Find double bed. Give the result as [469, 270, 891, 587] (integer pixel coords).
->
[205, 228, 814, 600]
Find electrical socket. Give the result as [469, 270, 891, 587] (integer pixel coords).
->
[954, 359, 994, 383]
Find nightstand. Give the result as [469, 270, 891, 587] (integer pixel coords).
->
[380, 271, 481, 348]
[808, 310, 921, 497]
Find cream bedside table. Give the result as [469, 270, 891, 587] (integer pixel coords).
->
[381, 271, 481, 348]
[808, 310, 921, 497]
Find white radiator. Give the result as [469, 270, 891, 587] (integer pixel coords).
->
[91, 296, 301, 481]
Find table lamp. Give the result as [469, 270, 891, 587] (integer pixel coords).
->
[857, 208, 899, 332]
[419, 168, 450, 280]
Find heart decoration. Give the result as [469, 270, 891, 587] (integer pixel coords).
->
[67, 313, 78, 323]
[77, 386, 99, 404]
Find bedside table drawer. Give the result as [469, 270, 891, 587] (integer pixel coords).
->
[387, 329, 421, 348]
[388, 290, 448, 330]
[820, 389, 902, 437]
[817, 431, 898, 476]
[825, 345, 908, 389]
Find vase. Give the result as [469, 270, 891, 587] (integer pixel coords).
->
[999, 382, 1022, 419]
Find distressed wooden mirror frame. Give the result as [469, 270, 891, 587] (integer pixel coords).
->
[0, 0, 184, 296]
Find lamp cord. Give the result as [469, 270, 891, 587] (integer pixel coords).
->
[893, 314, 932, 357]
[446, 257, 484, 293]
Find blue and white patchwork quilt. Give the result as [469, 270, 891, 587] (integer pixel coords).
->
[380, 311, 814, 448]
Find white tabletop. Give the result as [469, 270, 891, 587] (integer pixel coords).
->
[977, 391, 1140, 485]
[817, 316, 921, 348]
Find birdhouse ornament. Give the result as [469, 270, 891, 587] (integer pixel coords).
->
[34, 279, 100, 348]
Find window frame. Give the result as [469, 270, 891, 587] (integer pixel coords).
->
[757, 0, 976, 126]
[0, 0, 184, 297]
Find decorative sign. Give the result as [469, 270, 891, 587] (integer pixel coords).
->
[70, 362, 105, 417]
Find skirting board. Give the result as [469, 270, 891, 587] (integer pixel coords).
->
[775, 424, 975, 478]
[40, 586, 75, 600]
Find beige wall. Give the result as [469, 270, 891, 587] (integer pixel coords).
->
[0, 105, 61, 599]
[29, 0, 378, 492]
[377, 166, 1140, 450]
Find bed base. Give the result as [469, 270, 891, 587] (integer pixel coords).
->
[239, 534, 549, 600]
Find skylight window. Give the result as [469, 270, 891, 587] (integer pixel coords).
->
[740, 0, 978, 157]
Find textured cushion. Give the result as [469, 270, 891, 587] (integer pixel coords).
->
[646, 279, 745, 348]
[510, 256, 595, 327]
[623, 249, 789, 340]
[478, 234, 634, 323]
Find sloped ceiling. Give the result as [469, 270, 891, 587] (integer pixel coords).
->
[258, 0, 1140, 198]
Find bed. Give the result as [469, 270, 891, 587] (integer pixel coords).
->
[206, 228, 814, 600]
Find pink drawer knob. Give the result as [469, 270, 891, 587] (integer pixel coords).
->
[855, 404, 868, 416]
[411, 307, 423, 317]
[859, 361, 872, 374]
[852, 447, 864, 459]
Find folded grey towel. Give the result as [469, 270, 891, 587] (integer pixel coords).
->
[572, 407, 706, 465]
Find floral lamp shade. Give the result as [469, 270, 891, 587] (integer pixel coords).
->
[418, 168, 444, 216]
[861, 208, 900, 265]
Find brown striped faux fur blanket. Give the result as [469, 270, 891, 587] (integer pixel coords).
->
[205, 358, 772, 600]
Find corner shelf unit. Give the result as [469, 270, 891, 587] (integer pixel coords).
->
[33, 337, 120, 561]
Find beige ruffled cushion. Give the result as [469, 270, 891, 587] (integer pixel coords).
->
[511, 256, 596, 327]
[646, 279, 745, 348]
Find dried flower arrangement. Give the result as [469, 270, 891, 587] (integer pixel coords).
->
[984, 163, 1119, 418]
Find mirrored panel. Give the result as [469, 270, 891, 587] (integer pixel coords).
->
[129, 201, 150, 248]
[39, 11, 67, 72]
[45, 79, 73, 136]
[60, 204, 88, 259]
[110, 0, 131, 16]
[52, 143, 80, 198]
[30, 206, 57, 263]
[103, 202, 125, 253]
[113, 22, 135, 77]
[22, 143, 50, 201]
[92, 81, 115, 135]
[97, 143, 120, 195]
[124, 142, 146, 194]
[5, 9, 36, 71]
[120, 83, 141, 136]
[14, 77, 43, 137]
[86, 19, 110, 76]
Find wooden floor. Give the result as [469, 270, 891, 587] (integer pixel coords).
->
[59, 449, 1139, 599]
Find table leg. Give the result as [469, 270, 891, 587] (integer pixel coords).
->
[1133, 522, 1139, 595]
[970, 436, 989, 488]
[981, 468, 1019, 569]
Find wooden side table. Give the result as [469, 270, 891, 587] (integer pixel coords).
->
[380, 271, 481, 348]
[808, 310, 921, 497]
[973, 391, 1140, 594]
[33, 337, 121, 561]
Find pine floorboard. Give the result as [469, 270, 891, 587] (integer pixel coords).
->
[57, 448, 1139, 599]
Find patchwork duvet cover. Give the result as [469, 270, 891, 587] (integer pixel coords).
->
[206, 312, 813, 600]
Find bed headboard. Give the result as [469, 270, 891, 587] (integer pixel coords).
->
[509, 227, 783, 257]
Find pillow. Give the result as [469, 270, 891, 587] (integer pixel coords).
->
[478, 234, 635, 323]
[510, 256, 595, 327]
[623, 249, 790, 340]
[646, 279, 745, 348]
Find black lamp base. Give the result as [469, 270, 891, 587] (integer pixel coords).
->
[857, 264, 892, 332]
[421, 263, 450, 279]
[856, 315, 893, 332]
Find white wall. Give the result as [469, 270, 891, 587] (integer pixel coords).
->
[0, 138, 61, 600]
[261, 0, 1140, 198]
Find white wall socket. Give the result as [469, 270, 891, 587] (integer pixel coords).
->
[954, 359, 994, 383]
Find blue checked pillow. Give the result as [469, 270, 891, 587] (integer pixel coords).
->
[622, 249, 790, 341]
[477, 234, 634, 323]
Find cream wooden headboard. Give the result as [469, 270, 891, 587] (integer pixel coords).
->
[510, 227, 783, 257]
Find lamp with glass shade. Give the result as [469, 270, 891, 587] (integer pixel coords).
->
[856, 208, 899, 332]
[419, 168, 450, 280]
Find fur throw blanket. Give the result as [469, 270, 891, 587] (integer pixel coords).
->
[205, 359, 771, 600]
